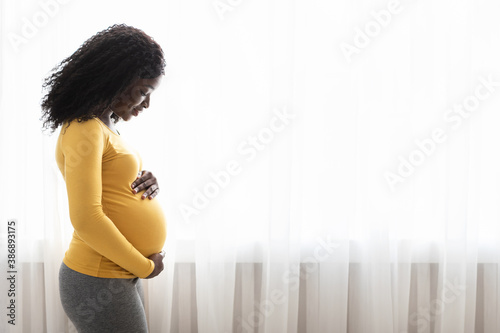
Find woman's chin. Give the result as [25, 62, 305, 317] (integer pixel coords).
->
[119, 114, 132, 121]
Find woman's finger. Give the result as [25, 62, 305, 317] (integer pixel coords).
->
[143, 186, 159, 199]
[148, 186, 159, 199]
[135, 179, 154, 193]
[132, 178, 156, 193]
[131, 170, 152, 188]
[131, 170, 159, 197]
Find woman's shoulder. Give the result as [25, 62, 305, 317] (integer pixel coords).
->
[61, 117, 103, 133]
[60, 117, 107, 143]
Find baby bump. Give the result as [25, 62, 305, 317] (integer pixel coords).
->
[103, 196, 167, 256]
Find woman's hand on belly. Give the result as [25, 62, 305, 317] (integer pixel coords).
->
[144, 251, 165, 279]
[131, 170, 160, 200]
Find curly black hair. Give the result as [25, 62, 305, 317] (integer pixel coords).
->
[41, 24, 166, 133]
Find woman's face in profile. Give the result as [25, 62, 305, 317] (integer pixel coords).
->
[111, 75, 162, 121]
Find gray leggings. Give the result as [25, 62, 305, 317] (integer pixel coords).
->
[59, 262, 148, 333]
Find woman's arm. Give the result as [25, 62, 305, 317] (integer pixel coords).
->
[60, 120, 154, 278]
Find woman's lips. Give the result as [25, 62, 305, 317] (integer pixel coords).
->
[132, 108, 139, 117]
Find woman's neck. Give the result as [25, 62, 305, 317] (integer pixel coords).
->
[98, 110, 119, 135]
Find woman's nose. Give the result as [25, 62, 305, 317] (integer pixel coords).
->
[142, 95, 150, 108]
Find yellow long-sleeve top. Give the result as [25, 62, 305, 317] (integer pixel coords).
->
[55, 117, 167, 279]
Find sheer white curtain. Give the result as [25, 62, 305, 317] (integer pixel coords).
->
[1, 0, 500, 332]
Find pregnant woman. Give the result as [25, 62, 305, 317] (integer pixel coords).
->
[40, 24, 167, 332]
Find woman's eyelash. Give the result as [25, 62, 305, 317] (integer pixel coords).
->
[140, 91, 146, 96]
